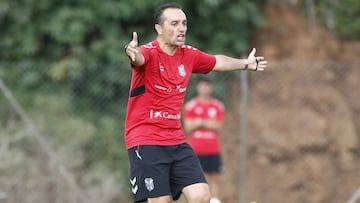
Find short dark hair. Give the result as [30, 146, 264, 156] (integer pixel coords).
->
[154, 3, 183, 24]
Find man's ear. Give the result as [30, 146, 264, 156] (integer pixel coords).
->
[155, 24, 162, 34]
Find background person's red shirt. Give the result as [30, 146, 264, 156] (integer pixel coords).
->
[184, 98, 225, 155]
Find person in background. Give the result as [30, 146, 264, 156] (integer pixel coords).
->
[124, 3, 267, 203]
[183, 77, 225, 203]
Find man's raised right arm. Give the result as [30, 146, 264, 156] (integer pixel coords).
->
[124, 32, 145, 67]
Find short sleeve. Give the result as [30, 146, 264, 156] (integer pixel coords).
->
[192, 50, 216, 74]
[130, 46, 150, 70]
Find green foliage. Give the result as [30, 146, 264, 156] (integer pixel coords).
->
[1, 0, 265, 102]
[184, 0, 265, 55]
[0, 0, 265, 179]
[333, 0, 360, 40]
[304, 0, 360, 40]
[29, 92, 129, 180]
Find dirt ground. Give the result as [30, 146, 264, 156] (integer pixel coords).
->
[218, 3, 360, 203]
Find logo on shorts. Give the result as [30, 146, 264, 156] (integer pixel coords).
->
[144, 178, 154, 192]
[130, 177, 138, 194]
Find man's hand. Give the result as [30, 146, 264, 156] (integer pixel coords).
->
[246, 48, 267, 71]
[125, 32, 139, 62]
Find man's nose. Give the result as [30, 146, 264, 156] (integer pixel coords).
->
[179, 24, 187, 32]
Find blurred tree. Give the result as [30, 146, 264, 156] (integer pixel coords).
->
[333, 0, 360, 40]
[303, 0, 360, 40]
[0, 0, 265, 176]
[0, 1, 264, 106]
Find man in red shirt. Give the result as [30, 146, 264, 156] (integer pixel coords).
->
[183, 78, 225, 203]
[124, 3, 267, 203]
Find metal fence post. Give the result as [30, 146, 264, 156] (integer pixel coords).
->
[240, 70, 248, 203]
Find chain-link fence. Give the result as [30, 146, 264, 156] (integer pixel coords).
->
[1, 60, 359, 203]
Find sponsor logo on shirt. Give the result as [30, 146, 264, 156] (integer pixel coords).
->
[154, 84, 172, 92]
[150, 109, 181, 120]
[154, 84, 187, 93]
[193, 131, 216, 139]
[176, 85, 187, 93]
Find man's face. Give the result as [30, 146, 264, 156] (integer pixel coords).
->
[196, 81, 213, 97]
[157, 8, 187, 46]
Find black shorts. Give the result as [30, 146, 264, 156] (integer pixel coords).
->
[127, 143, 207, 203]
[197, 154, 223, 173]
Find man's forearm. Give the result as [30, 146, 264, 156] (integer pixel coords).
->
[202, 119, 223, 132]
[213, 55, 248, 72]
[129, 51, 145, 67]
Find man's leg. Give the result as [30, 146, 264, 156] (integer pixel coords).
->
[169, 144, 209, 202]
[128, 146, 173, 203]
[206, 173, 220, 199]
[197, 154, 223, 202]
[182, 183, 211, 203]
[148, 195, 172, 203]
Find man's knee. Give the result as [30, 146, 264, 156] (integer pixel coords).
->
[183, 183, 211, 203]
[191, 192, 211, 203]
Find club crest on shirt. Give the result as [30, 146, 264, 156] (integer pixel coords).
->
[178, 64, 186, 77]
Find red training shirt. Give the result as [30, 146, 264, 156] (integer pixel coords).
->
[184, 98, 225, 155]
[124, 40, 216, 149]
